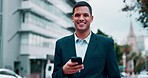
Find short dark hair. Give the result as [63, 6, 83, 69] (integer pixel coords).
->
[72, 1, 92, 15]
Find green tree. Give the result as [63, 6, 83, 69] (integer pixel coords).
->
[114, 43, 123, 64]
[96, 29, 108, 37]
[122, 0, 148, 30]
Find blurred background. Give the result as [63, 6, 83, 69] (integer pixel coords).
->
[0, 0, 148, 78]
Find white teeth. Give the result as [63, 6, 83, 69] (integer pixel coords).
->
[78, 23, 85, 24]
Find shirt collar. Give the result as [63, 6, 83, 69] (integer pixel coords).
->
[74, 31, 91, 44]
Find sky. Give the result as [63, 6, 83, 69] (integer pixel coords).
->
[86, 0, 148, 45]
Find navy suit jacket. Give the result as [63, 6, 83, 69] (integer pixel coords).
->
[52, 32, 121, 78]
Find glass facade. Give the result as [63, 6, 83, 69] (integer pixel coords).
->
[0, 16, 2, 37]
[31, 0, 71, 24]
[0, 0, 2, 37]
[0, 0, 2, 67]
[0, 40, 1, 67]
[0, 0, 2, 12]
[24, 12, 53, 29]
[21, 33, 51, 47]
[24, 12, 66, 33]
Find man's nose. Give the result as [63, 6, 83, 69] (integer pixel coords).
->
[79, 15, 85, 21]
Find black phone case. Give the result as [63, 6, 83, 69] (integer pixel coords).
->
[71, 57, 82, 65]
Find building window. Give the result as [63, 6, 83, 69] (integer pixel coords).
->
[25, 12, 53, 29]
[29, 33, 50, 47]
[22, 13, 25, 23]
[0, 0, 2, 37]
[21, 33, 28, 45]
[0, 16, 2, 37]
[0, 0, 2, 13]
[21, 33, 51, 47]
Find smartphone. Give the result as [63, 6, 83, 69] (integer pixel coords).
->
[71, 57, 82, 65]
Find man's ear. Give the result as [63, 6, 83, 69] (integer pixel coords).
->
[71, 15, 74, 22]
[91, 16, 94, 22]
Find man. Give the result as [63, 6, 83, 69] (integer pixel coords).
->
[52, 1, 121, 78]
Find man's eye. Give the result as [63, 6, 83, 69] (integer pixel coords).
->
[75, 14, 80, 17]
[84, 14, 89, 17]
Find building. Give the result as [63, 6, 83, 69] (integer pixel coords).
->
[126, 20, 145, 74]
[127, 21, 145, 53]
[0, 0, 84, 77]
[0, 0, 2, 69]
[127, 21, 138, 53]
[137, 35, 145, 52]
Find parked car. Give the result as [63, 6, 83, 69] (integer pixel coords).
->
[137, 70, 148, 78]
[0, 68, 22, 78]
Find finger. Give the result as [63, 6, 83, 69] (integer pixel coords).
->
[68, 69, 81, 74]
[72, 64, 84, 69]
[67, 61, 78, 66]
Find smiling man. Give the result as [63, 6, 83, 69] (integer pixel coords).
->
[52, 1, 121, 78]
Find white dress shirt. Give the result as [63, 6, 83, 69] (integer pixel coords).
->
[74, 32, 91, 61]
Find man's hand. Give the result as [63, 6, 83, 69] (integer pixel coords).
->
[62, 59, 84, 74]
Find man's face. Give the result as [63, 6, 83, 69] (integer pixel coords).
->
[72, 6, 93, 32]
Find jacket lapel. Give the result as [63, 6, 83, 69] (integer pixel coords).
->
[67, 35, 81, 77]
[67, 34, 77, 57]
[83, 33, 98, 65]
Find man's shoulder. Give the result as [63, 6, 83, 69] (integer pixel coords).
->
[94, 34, 113, 43]
[95, 34, 111, 40]
[57, 34, 73, 42]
